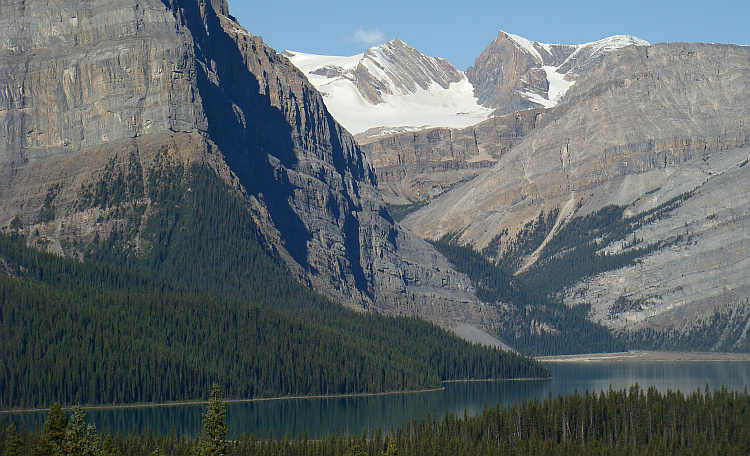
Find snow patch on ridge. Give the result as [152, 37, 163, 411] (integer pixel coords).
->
[285, 41, 493, 136]
[505, 32, 649, 109]
[506, 32, 545, 63]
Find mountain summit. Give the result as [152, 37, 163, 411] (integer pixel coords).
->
[285, 38, 493, 140]
[467, 31, 649, 114]
[0, 0, 503, 343]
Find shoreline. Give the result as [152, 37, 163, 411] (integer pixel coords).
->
[6, 351, 749, 413]
[538, 350, 750, 363]
[0, 376, 551, 414]
[0, 387, 447, 414]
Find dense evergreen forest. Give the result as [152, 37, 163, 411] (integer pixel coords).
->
[4, 385, 750, 455]
[0, 158, 546, 409]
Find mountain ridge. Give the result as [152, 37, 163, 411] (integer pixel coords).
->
[467, 31, 649, 114]
[405, 42, 750, 344]
[284, 38, 493, 139]
[0, 0, 506, 345]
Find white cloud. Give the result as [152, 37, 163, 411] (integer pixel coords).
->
[349, 28, 386, 46]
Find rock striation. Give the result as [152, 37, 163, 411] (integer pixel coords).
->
[285, 39, 492, 137]
[360, 108, 547, 204]
[0, 0, 503, 341]
[466, 31, 648, 114]
[406, 42, 750, 337]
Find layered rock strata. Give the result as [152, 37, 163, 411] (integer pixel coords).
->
[406, 42, 750, 334]
[0, 0, 502, 341]
[360, 108, 547, 204]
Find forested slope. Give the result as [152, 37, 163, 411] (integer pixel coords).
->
[0, 160, 546, 409]
[3, 385, 749, 455]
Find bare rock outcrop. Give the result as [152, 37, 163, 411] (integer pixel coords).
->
[466, 31, 648, 114]
[0, 0, 500, 338]
[405, 42, 750, 335]
[360, 108, 547, 204]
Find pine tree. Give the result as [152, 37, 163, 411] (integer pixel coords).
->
[344, 445, 367, 456]
[100, 435, 121, 456]
[383, 440, 399, 456]
[3, 424, 24, 456]
[35, 403, 68, 456]
[62, 406, 101, 456]
[192, 384, 227, 456]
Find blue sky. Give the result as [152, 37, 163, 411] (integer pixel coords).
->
[229, 0, 750, 70]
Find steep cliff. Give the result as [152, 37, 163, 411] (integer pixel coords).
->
[406, 43, 750, 342]
[360, 108, 547, 204]
[0, 0, 500, 338]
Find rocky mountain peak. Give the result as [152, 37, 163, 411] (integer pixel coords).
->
[285, 39, 492, 138]
[467, 31, 648, 114]
[406, 42, 750, 342]
[360, 37, 464, 94]
[0, 0, 505, 345]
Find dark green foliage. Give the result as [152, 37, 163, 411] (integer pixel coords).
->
[0, 160, 546, 409]
[77, 152, 145, 211]
[7, 216, 23, 233]
[36, 185, 60, 224]
[7, 387, 750, 456]
[619, 300, 750, 352]
[385, 201, 428, 223]
[63, 407, 101, 456]
[34, 403, 68, 456]
[2, 424, 23, 456]
[432, 192, 699, 355]
[431, 239, 623, 356]
[521, 193, 693, 297]
[483, 209, 559, 272]
[192, 385, 227, 456]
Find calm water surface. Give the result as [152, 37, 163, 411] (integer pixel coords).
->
[6, 360, 750, 438]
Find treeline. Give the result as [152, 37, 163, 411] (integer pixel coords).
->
[4, 386, 750, 455]
[0, 160, 546, 409]
[430, 192, 700, 354]
[431, 238, 624, 356]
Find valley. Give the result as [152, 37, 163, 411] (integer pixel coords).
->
[0, 0, 749, 451]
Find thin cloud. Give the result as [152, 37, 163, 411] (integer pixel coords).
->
[349, 28, 386, 46]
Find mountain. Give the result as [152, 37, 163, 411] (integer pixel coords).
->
[0, 0, 509, 344]
[405, 42, 750, 349]
[467, 31, 649, 115]
[284, 38, 493, 141]
[352, 33, 646, 205]
[362, 108, 548, 205]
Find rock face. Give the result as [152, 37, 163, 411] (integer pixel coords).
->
[0, 0, 501, 339]
[466, 31, 648, 115]
[285, 39, 492, 138]
[405, 42, 750, 337]
[360, 108, 547, 204]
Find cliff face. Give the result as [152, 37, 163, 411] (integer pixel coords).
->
[466, 31, 647, 114]
[0, 0, 499, 337]
[406, 43, 750, 337]
[360, 108, 547, 204]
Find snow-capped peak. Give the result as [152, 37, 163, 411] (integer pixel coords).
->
[505, 33, 546, 63]
[495, 31, 650, 109]
[285, 38, 493, 138]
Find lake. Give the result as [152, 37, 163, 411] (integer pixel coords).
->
[5, 357, 750, 438]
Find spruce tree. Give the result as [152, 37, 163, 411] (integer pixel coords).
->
[35, 403, 68, 456]
[3, 424, 24, 456]
[63, 407, 101, 456]
[192, 384, 227, 456]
